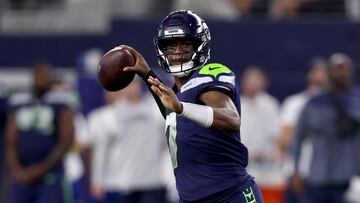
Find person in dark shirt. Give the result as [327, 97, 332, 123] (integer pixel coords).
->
[5, 62, 75, 203]
[120, 10, 264, 203]
[291, 53, 360, 203]
[0, 84, 9, 202]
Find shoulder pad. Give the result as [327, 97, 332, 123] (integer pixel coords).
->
[0, 85, 8, 98]
[44, 91, 77, 107]
[199, 63, 232, 77]
[8, 92, 31, 106]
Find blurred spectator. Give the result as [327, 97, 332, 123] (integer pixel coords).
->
[0, 83, 9, 202]
[231, 0, 269, 18]
[270, 0, 346, 20]
[52, 76, 92, 203]
[172, 0, 241, 20]
[5, 62, 75, 203]
[290, 53, 360, 203]
[278, 57, 329, 203]
[172, 0, 271, 19]
[299, 0, 345, 16]
[239, 66, 283, 186]
[270, 0, 301, 20]
[87, 78, 172, 203]
[345, 0, 360, 21]
[278, 57, 329, 156]
[112, 0, 167, 19]
[9, 0, 63, 10]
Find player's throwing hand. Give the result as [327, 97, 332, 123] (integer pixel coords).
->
[121, 45, 151, 77]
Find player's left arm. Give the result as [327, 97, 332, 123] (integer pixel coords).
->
[199, 91, 240, 131]
[21, 107, 75, 183]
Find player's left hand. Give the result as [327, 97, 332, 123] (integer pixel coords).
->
[290, 172, 305, 195]
[16, 165, 44, 184]
[148, 76, 183, 114]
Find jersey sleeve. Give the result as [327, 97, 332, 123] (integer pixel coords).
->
[44, 90, 79, 110]
[7, 92, 31, 111]
[189, 63, 237, 99]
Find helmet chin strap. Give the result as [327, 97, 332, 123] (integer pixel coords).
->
[169, 61, 194, 77]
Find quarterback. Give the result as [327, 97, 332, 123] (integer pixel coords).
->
[122, 10, 264, 203]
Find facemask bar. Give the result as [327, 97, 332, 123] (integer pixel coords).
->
[155, 35, 208, 77]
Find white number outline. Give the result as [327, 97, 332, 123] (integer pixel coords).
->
[166, 112, 178, 169]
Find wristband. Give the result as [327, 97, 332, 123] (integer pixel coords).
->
[142, 70, 156, 81]
[179, 102, 214, 128]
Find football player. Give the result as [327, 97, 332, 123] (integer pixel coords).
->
[5, 62, 75, 203]
[121, 10, 264, 203]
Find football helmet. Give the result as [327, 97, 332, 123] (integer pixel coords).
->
[154, 10, 211, 77]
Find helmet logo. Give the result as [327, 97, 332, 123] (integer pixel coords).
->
[165, 29, 184, 35]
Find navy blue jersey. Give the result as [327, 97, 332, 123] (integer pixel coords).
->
[165, 63, 250, 202]
[8, 91, 73, 169]
[0, 85, 8, 134]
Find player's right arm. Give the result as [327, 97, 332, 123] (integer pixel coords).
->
[5, 111, 24, 180]
[121, 45, 167, 118]
[199, 91, 240, 131]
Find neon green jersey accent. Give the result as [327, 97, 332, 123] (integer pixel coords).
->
[199, 63, 231, 77]
[242, 186, 257, 203]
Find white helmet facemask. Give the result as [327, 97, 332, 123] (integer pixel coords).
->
[168, 61, 195, 77]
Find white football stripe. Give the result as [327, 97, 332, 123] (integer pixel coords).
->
[105, 47, 123, 55]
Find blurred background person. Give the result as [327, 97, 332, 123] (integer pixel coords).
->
[172, 0, 270, 20]
[290, 53, 360, 203]
[0, 83, 9, 202]
[278, 57, 329, 203]
[270, 0, 301, 20]
[172, 0, 241, 20]
[270, 0, 346, 20]
[298, 0, 345, 16]
[5, 62, 75, 203]
[52, 76, 93, 203]
[278, 57, 329, 156]
[87, 77, 173, 203]
[239, 66, 283, 202]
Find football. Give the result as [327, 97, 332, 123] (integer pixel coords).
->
[97, 47, 136, 91]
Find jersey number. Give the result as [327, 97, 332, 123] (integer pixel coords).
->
[16, 106, 54, 135]
[165, 112, 178, 169]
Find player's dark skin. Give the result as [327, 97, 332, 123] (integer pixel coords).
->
[121, 44, 240, 132]
[5, 65, 74, 184]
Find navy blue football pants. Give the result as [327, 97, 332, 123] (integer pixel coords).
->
[179, 177, 264, 203]
[11, 171, 73, 203]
